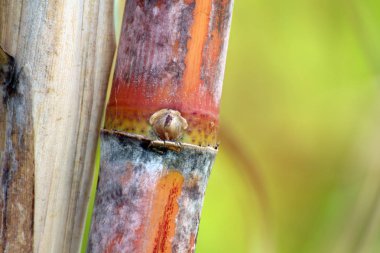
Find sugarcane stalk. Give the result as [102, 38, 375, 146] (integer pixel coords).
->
[88, 1, 234, 252]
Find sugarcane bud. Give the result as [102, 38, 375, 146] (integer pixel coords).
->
[149, 109, 188, 141]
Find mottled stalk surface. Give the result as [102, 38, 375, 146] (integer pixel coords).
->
[88, 1, 233, 252]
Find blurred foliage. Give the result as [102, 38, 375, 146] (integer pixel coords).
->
[197, 0, 380, 253]
[83, 1, 380, 252]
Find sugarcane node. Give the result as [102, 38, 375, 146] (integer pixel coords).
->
[149, 109, 188, 142]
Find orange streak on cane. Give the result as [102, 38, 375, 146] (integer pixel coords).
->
[181, 0, 212, 97]
[145, 171, 184, 253]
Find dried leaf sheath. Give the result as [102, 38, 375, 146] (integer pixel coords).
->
[88, 0, 233, 252]
[1, 1, 115, 252]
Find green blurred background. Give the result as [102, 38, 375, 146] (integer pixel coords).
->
[92, 1, 380, 252]
[197, 1, 380, 252]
